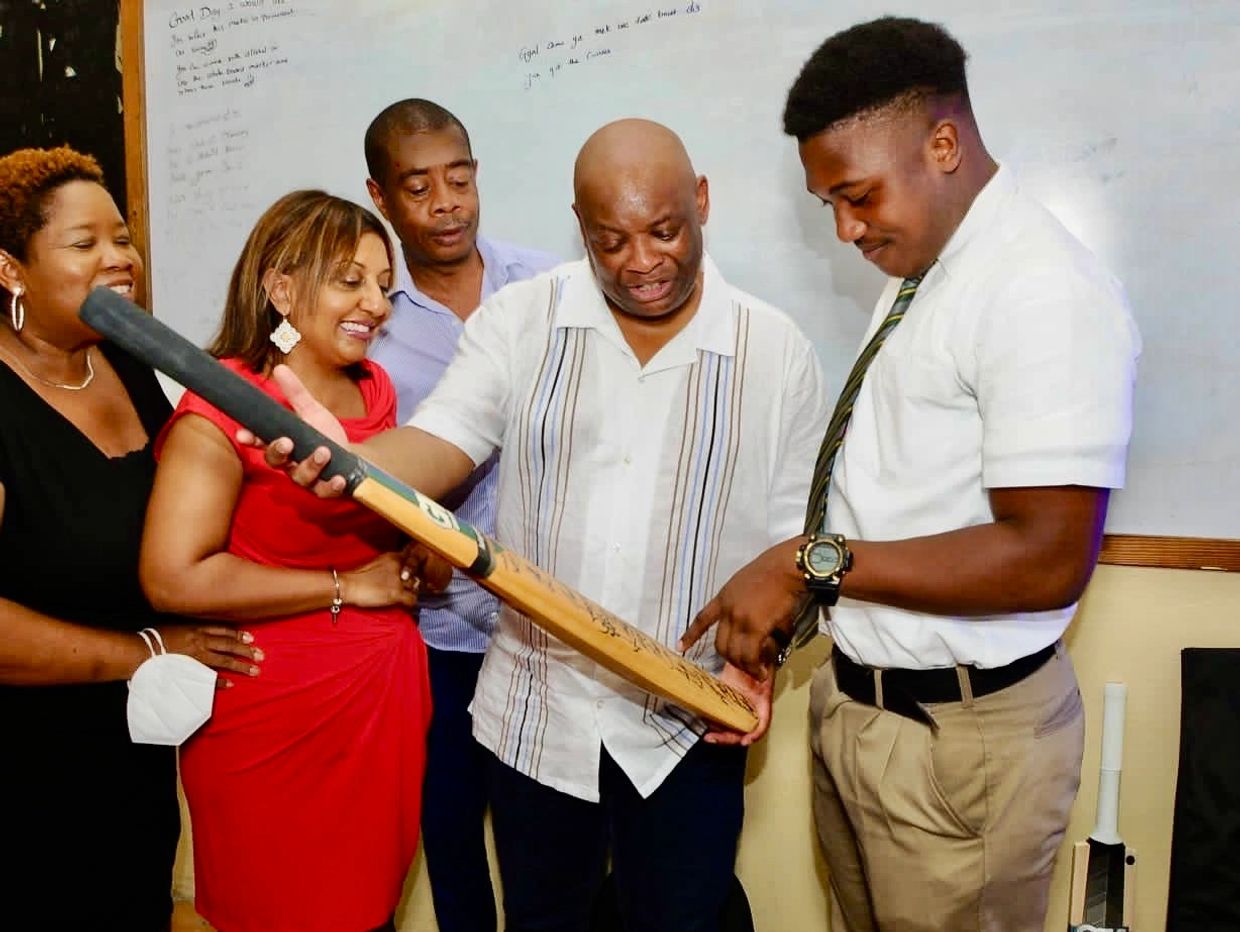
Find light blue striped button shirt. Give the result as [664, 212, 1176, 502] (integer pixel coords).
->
[370, 235, 559, 653]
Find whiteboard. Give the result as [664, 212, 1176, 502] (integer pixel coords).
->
[144, 0, 1240, 538]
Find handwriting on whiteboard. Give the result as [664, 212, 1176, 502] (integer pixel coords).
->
[518, 2, 703, 92]
[165, 107, 253, 217]
[165, 0, 300, 97]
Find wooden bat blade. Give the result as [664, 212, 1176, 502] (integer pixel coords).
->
[80, 288, 759, 733]
[1068, 840, 1090, 926]
[355, 475, 758, 731]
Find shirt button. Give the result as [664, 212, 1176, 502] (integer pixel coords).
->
[596, 699, 605, 710]
[612, 543, 621, 552]
[623, 455, 632, 466]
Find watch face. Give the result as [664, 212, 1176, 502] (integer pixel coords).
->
[806, 540, 843, 576]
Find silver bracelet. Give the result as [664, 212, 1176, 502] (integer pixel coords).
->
[330, 568, 343, 624]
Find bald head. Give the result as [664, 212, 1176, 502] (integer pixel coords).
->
[573, 119, 698, 201]
[572, 119, 709, 324]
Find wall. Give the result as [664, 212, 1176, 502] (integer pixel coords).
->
[172, 565, 1239, 931]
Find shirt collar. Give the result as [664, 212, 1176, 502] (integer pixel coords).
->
[553, 253, 737, 359]
[389, 244, 423, 305]
[476, 236, 512, 296]
[389, 234, 506, 315]
[931, 162, 1017, 280]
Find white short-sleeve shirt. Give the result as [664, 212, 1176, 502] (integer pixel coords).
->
[824, 165, 1141, 670]
[411, 256, 828, 801]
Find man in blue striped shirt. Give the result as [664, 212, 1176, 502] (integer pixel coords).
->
[363, 98, 558, 932]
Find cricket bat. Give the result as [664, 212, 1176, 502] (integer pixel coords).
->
[1068, 682, 1137, 932]
[80, 287, 758, 733]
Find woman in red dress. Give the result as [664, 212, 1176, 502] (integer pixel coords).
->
[141, 190, 444, 931]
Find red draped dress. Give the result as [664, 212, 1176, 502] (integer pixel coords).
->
[159, 359, 430, 932]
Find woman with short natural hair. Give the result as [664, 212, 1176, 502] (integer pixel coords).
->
[0, 146, 259, 929]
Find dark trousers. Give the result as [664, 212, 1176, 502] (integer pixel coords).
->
[488, 740, 747, 932]
[422, 646, 496, 932]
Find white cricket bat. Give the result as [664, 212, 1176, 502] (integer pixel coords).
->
[1068, 682, 1137, 932]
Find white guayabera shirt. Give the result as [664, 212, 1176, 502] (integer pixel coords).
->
[411, 255, 828, 801]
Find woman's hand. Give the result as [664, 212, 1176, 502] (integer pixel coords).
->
[400, 541, 453, 595]
[340, 552, 422, 609]
[156, 625, 263, 683]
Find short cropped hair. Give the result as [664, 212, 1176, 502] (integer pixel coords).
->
[0, 146, 106, 262]
[209, 190, 392, 372]
[783, 16, 969, 142]
[364, 99, 472, 185]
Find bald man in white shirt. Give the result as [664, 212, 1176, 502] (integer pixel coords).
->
[259, 119, 828, 932]
[682, 17, 1140, 932]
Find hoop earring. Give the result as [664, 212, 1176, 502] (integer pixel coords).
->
[9, 289, 25, 333]
[269, 317, 301, 354]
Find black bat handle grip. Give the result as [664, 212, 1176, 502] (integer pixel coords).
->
[80, 286, 368, 490]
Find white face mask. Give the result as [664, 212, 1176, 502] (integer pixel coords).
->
[127, 627, 216, 746]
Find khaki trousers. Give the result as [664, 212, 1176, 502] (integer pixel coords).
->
[809, 642, 1085, 932]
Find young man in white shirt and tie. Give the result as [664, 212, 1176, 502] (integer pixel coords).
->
[682, 16, 1140, 932]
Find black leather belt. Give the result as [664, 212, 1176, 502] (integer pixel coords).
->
[831, 643, 1056, 726]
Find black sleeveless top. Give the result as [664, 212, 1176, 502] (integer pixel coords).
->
[0, 341, 179, 930]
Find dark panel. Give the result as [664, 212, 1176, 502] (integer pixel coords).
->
[1166, 648, 1240, 931]
[0, 0, 126, 215]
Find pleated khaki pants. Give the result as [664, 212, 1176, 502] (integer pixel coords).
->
[809, 642, 1085, 932]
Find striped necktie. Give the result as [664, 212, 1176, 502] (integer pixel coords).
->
[803, 276, 922, 534]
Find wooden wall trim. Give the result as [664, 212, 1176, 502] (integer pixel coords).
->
[119, 0, 150, 309]
[1100, 535, 1240, 572]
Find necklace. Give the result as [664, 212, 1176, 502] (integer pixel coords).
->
[0, 345, 96, 391]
